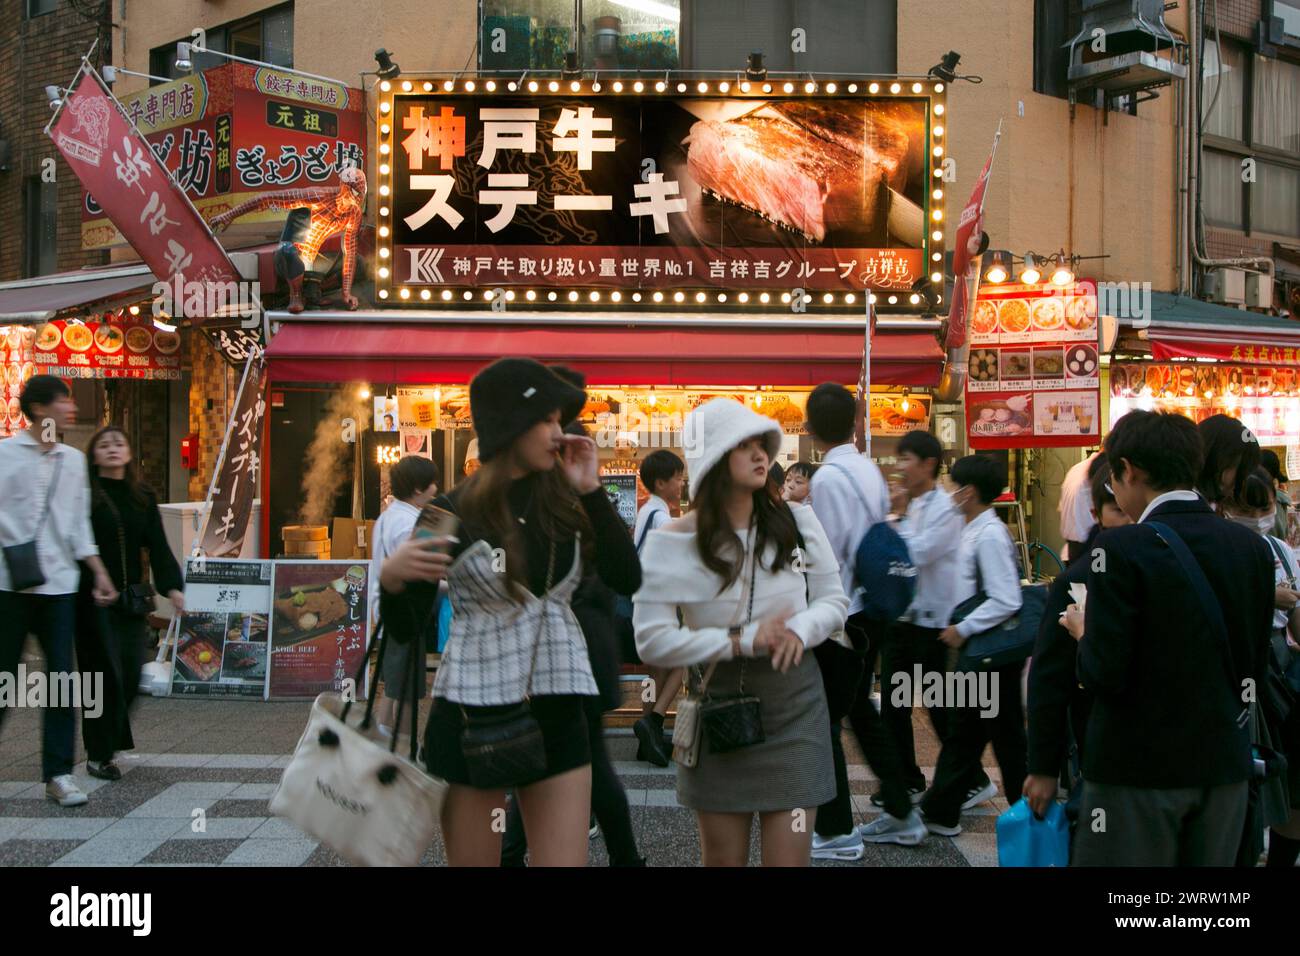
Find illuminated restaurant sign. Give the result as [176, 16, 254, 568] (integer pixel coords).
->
[374, 76, 947, 310]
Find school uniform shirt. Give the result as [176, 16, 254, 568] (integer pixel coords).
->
[633, 505, 849, 667]
[633, 494, 670, 552]
[1263, 534, 1297, 632]
[809, 443, 889, 617]
[951, 509, 1023, 639]
[0, 431, 98, 595]
[895, 486, 964, 628]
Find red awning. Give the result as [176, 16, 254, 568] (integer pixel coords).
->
[266, 322, 944, 387]
[0, 267, 154, 323]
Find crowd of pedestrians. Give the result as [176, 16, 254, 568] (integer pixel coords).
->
[3, 364, 1297, 869]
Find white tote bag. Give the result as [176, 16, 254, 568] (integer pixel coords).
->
[270, 617, 446, 866]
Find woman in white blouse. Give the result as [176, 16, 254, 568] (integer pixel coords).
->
[634, 399, 849, 866]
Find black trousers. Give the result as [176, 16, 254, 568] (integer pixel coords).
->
[76, 604, 146, 763]
[816, 612, 913, 835]
[0, 592, 78, 781]
[501, 695, 642, 866]
[880, 621, 965, 792]
[919, 660, 1028, 828]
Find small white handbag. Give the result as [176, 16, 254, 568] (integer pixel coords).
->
[270, 619, 446, 867]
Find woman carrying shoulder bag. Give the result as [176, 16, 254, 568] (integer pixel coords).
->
[79, 426, 184, 781]
[633, 399, 849, 866]
[380, 358, 639, 866]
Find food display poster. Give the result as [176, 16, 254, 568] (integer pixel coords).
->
[31, 317, 182, 381]
[1, 325, 37, 438]
[267, 561, 370, 700]
[396, 386, 442, 430]
[602, 474, 639, 530]
[869, 393, 932, 437]
[386, 93, 935, 297]
[965, 281, 1101, 449]
[1109, 363, 1300, 445]
[170, 558, 273, 698]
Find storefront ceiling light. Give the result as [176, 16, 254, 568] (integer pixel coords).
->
[486, 80, 497, 91]
[888, 295, 899, 304]
[741, 81, 751, 92]
[397, 288, 409, 299]
[909, 293, 921, 304]
[759, 292, 770, 303]
[379, 185, 390, 196]
[379, 206, 389, 217]
[912, 82, 923, 93]
[548, 81, 560, 92]
[762, 83, 773, 93]
[443, 80, 454, 91]
[781, 292, 791, 303]
[932, 167, 943, 178]
[783, 82, 794, 93]
[128, 305, 140, 315]
[633, 81, 645, 92]
[529, 80, 540, 92]
[484, 290, 495, 300]
[378, 289, 389, 299]
[506, 290, 516, 300]
[569, 290, 580, 301]
[570, 80, 581, 92]
[656, 81, 666, 92]
[380, 124, 390, 135]
[508, 81, 518, 91]
[592, 81, 602, 91]
[805, 82, 816, 93]
[379, 163, 390, 175]
[379, 247, 390, 258]
[611, 291, 622, 302]
[848, 83, 858, 93]
[379, 143, 390, 155]
[931, 210, 943, 221]
[442, 290, 452, 300]
[933, 147, 944, 158]
[526, 290, 537, 300]
[697, 82, 708, 93]
[463, 291, 474, 300]
[931, 272, 943, 283]
[932, 252, 942, 261]
[422, 82, 433, 92]
[380, 81, 391, 92]
[632, 292, 642, 302]
[1051, 265, 1075, 286]
[869, 83, 880, 94]
[934, 104, 945, 115]
[379, 101, 390, 113]
[719, 81, 730, 92]
[653, 291, 664, 302]
[738, 292, 749, 303]
[869, 294, 877, 304]
[826, 82, 837, 93]
[890, 83, 902, 93]
[590, 291, 601, 302]
[674, 291, 685, 302]
[378, 267, 390, 278]
[934, 83, 945, 93]
[613, 81, 624, 92]
[464, 80, 476, 92]
[693, 291, 705, 302]
[932, 188, 943, 200]
[822, 292, 833, 303]
[931, 230, 943, 241]
[548, 291, 558, 301]
[401, 81, 412, 92]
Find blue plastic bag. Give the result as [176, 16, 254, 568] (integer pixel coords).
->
[436, 595, 453, 653]
[996, 797, 1070, 867]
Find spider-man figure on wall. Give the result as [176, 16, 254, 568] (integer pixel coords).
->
[211, 166, 366, 313]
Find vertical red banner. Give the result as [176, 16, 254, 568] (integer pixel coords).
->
[48, 62, 242, 316]
[945, 125, 1002, 350]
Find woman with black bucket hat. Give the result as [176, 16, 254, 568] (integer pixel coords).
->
[380, 358, 640, 866]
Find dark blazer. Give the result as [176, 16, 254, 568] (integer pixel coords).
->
[1027, 557, 1092, 778]
[1078, 497, 1273, 788]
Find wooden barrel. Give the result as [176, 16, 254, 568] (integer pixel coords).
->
[282, 525, 329, 542]
[283, 539, 330, 556]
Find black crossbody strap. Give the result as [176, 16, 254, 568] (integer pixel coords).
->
[1146, 521, 1247, 726]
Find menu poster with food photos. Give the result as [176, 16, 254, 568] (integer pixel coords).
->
[31, 317, 182, 381]
[267, 561, 371, 700]
[170, 558, 273, 698]
[965, 281, 1101, 449]
[1, 325, 36, 438]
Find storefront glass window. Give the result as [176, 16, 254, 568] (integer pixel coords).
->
[1252, 54, 1300, 151]
[1202, 149, 1245, 229]
[583, 0, 680, 71]
[1202, 40, 1246, 142]
[1253, 161, 1300, 237]
[481, 0, 577, 71]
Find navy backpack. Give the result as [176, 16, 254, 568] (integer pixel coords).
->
[825, 462, 916, 622]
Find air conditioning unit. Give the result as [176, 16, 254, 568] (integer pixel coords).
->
[1067, 0, 1187, 107]
[1246, 273, 1274, 309]
[1204, 268, 1246, 305]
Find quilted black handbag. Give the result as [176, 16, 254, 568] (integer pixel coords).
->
[699, 543, 764, 754]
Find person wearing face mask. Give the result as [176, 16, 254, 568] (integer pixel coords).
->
[1196, 414, 1262, 512]
[1224, 468, 1300, 868]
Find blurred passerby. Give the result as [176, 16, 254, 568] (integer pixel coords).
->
[634, 399, 848, 866]
[866, 429, 962, 842]
[919, 454, 1026, 837]
[0, 376, 117, 807]
[78, 426, 184, 782]
[802, 383, 915, 860]
[1070, 411, 1272, 866]
[628, 449, 686, 767]
[380, 358, 640, 866]
[1260, 449, 1293, 542]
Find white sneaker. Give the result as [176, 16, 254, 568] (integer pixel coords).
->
[45, 775, 88, 807]
[811, 831, 865, 861]
[858, 809, 927, 845]
[961, 780, 999, 811]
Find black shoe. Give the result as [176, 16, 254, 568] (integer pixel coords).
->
[86, 760, 121, 781]
[633, 717, 671, 767]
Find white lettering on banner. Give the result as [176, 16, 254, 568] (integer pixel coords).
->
[408, 247, 445, 283]
[478, 108, 539, 168]
[555, 195, 613, 210]
[629, 173, 688, 234]
[112, 136, 153, 194]
[551, 107, 616, 170]
[480, 173, 537, 233]
[140, 191, 181, 236]
[405, 175, 464, 231]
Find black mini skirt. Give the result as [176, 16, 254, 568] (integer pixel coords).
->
[423, 693, 592, 788]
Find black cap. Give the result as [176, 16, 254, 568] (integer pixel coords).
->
[469, 358, 587, 462]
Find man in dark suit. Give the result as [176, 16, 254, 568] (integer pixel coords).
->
[1070, 410, 1273, 866]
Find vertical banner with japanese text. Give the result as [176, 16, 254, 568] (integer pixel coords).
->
[945, 123, 1001, 350]
[48, 61, 243, 303]
[197, 354, 267, 557]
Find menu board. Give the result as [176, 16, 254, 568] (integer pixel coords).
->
[31, 317, 182, 381]
[266, 561, 370, 699]
[965, 281, 1101, 449]
[170, 559, 273, 698]
[602, 474, 639, 530]
[1109, 362, 1300, 444]
[0, 325, 36, 438]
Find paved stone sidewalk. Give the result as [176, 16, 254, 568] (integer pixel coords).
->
[0, 697, 1009, 867]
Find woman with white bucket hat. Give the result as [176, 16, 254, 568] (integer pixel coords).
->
[633, 398, 849, 866]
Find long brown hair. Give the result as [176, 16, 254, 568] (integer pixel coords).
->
[86, 425, 150, 509]
[456, 431, 593, 599]
[693, 445, 798, 593]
